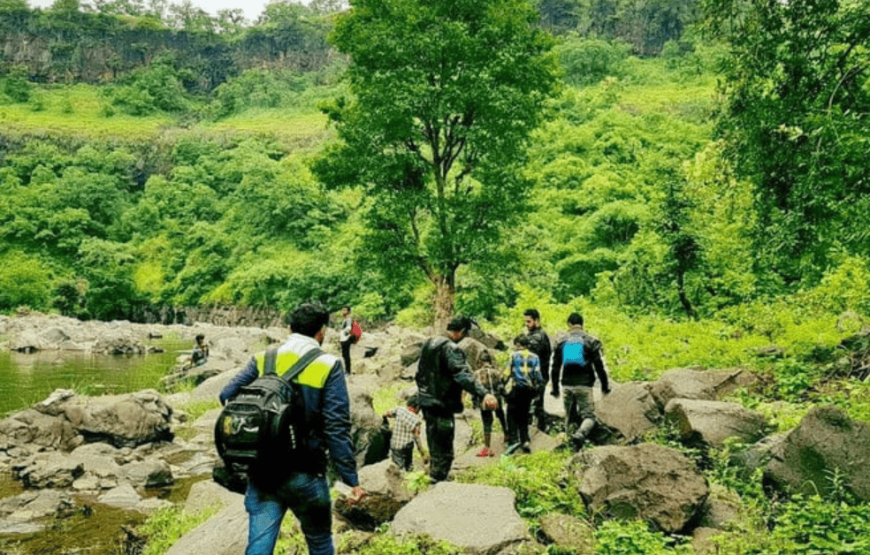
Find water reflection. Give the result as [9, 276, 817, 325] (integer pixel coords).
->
[0, 338, 190, 416]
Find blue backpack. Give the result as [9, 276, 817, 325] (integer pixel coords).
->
[562, 335, 586, 367]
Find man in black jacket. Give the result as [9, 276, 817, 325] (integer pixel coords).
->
[550, 312, 610, 450]
[415, 316, 493, 482]
[523, 308, 552, 431]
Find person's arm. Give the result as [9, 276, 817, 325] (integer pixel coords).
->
[413, 424, 428, 461]
[340, 317, 352, 342]
[550, 341, 563, 396]
[591, 340, 610, 394]
[321, 363, 360, 487]
[218, 357, 258, 405]
[531, 356, 544, 391]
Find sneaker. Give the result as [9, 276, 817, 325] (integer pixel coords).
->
[476, 447, 493, 457]
[504, 442, 523, 455]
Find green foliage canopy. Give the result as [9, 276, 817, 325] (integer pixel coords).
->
[314, 0, 560, 321]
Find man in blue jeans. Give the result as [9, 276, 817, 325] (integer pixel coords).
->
[220, 302, 365, 555]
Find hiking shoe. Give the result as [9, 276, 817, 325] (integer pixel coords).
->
[571, 431, 586, 451]
[504, 442, 523, 455]
[476, 447, 494, 457]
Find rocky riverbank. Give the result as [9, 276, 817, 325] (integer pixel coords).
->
[1, 314, 869, 555]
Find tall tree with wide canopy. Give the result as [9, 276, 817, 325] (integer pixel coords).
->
[702, 0, 870, 285]
[313, 0, 559, 323]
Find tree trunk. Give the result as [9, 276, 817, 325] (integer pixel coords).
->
[432, 274, 455, 330]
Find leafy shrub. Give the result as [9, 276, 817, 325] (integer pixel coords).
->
[139, 505, 217, 555]
[714, 473, 870, 555]
[455, 451, 585, 519]
[2, 65, 31, 102]
[594, 520, 692, 555]
[556, 36, 630, 87]
[0, 250, 52, 312]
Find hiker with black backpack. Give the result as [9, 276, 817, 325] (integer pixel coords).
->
[551, 312, 611, 451]
[218, 301, 364, 555]
[415, 316, 496, 482]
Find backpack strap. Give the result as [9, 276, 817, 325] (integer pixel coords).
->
[278, 347, 325, 384]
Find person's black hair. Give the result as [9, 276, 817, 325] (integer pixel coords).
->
[289, 302, 330, 337]
[523, 308, 540, 321]
[446, 315, 472, 333]
[195, 334, 205, 342]
[514, 335, 530, 348]
[406, 394, 420, 410]
[567, 312, 584, 326]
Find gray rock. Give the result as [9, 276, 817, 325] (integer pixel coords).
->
[336, 459, 415, 527]
[664, 398, 768, 448]
[538, 513, 595, 553]
[0, 489, 74, 534]
[765, 406, 870, 501]
[692, 527, 724, 555]
[574, 443, 709, 533]
[98, 484, 142, 510]
[16, 451, 85, 488]
[594, 382, 661, 442]
[649, 368, 753, 408]
[123, 459, 174, 488]
[165, 502, 248, 555]
[184, 479, 242, 514]
[391, 482, 530, 554]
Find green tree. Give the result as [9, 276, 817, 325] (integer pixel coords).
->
[701, 0, 870, 287]
[314, 0, 559, 323]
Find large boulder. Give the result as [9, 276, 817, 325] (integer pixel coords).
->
[335, 459, 415, 528]
[664, 398, 768, 448]
[594, 382, 661, 442]
[573, 443, 709, 533]
[0, 489, 75, 535]
[165, 501, 248, 555]
[765, 406, 870, 501]
[391, 482, 530, 554]
[0, 407, 80, 452]
[34, 389, 174, 448]
[649, 368, 753, 408]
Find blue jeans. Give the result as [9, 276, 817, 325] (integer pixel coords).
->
[244, 472, 333, 555]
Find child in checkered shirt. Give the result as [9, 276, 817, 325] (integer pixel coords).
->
[383, 395, 429, 471]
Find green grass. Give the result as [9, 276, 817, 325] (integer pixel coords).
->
[0, 83, 333, 150]
[0, 83, 172, 139]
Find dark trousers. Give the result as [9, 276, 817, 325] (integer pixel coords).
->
[390, 444, 414, 471]
[340, 339, 352, 374]
[506, 389, 534, 445]
[480, 398, 506, 435]
[422, 409, 455, 482]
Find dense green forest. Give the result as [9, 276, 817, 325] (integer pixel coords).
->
[2, 0, 870, 553]
[3, 0, 866, 326]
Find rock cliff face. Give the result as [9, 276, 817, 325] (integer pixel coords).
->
[0, 10, 331, 89]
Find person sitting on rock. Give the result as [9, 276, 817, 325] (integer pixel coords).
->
[383, 395, 429, 471]
[191, 334, 209, 367]
[474, 350, 506, 457]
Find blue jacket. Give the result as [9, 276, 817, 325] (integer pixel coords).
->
[506, 349, 544, 393]
[219, 333, 358, 487]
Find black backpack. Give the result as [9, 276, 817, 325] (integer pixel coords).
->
[213, 346, 323, 493]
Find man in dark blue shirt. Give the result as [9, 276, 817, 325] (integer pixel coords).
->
[220, 302, 363, 555]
